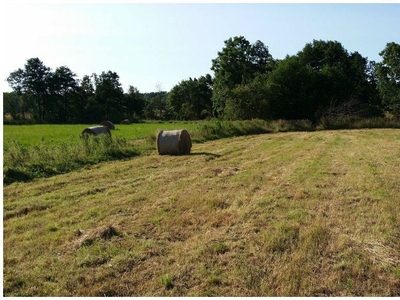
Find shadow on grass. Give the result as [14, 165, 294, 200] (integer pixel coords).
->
[3, 150, 141, 186]
[3, 169, 33, 185]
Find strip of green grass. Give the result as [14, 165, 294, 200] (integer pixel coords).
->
[3, 122, 200, 147]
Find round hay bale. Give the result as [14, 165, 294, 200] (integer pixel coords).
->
[157, 129, 192, 155]
[81, 125, 111, 137]
[100, 120, 115, 130]
[120, 119, 131, 125]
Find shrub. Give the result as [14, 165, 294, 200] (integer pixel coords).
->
[317, 117, 400, 130]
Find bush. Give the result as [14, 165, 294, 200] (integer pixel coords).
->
[267, 119, 315, 133]
[191, 119, 316, 142]
[192, 119, 270, 142]
[317, 117, 400, 130]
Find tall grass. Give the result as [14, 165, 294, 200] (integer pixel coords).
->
[317, 116, 400, 130]
[3, 135, 139, 184]
[192, 119, 314, 142]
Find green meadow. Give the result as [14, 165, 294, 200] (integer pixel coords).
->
[3, 122, 200, 147]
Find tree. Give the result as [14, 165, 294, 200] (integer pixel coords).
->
[166, 74, 213, 120]
[6, 58, 52, 121]
[143, 83, 168, 120]
[211, 36, 275, 117]
[296, 40, 380, 120]
[125, 86, 146, 120]
[80, 75, 95, 95]
[375, 42, 400, 116]
[92, 71, 125, 121]
[224, 74, 271, 120]
[266, 55, 318, 121]
[49, 66, 79, 123]
[71, 74, 95, 123]
[297, 40, 349, 72]
[3, 92, 16, 120]
[143, 91, 168, 120]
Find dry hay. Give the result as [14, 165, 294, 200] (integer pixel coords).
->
[100, 120, 115, 130]
[157, 129, 192, 155]
[81, 125, 111, 137]
[205, 167, 240, 177]
[120, 119, 131, 125]
[72, 225, 121, 249]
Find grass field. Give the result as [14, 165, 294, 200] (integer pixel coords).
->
[3, 122, 200, 146]
[3, 129, 400, 296]
[3, 119, 298, 184]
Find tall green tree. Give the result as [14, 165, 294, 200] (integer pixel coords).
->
[298, 40, 349, 72]
[6, 58, 52, 121]
[143, 91, 168, 120]
[125, 86, 146, 120]
[92, 71, 125, 122]
[49, 66, 79, 123]
[297, 40, 353, 109]
[80, 75, 95, 95]
[266, 55, 318, 121]
[166, 74, 213, 120]
[75, 74, 96, 123]
[3, 92, 30, 122]
[211, 36, 275, 117]
[223, 73, 271, 120]
[296, 40, 379, 119]
[375, 42, 400, 116]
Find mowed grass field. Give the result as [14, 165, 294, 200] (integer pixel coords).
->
[3, 129, 400, 296]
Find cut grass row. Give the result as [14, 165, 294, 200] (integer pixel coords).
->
[3, 129, 400, 296]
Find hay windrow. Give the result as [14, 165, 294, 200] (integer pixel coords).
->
[71, 225, 121, 249]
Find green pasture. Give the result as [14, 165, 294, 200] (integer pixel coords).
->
[3, 122, 200, 147]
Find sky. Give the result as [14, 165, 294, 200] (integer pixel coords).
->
[2, 2, 400, 94]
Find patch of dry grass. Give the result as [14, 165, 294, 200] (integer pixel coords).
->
[3, 129, 400, 296]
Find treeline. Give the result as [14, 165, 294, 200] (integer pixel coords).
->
[4, 37, 400, 124]
[4, 64, 159, 124]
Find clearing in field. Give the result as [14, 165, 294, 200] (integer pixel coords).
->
[3, 129, 400, 296]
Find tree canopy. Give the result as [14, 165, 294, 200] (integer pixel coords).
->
[4, 39, 400, 124]
[166, 75, 213, 120]
[375, 42, 400, 115]
[211, 36, 276, 117]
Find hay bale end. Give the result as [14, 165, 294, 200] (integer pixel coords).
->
[157, 129, 192, 155]
[100, 120, 115, 130]
[120, 119, 131, 125]
[81, 125, 111, 137]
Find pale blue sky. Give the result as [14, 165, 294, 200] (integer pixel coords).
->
[2, 2, 400, 94]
